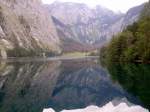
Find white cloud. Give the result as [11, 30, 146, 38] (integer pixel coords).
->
[42, 0, 148, 13]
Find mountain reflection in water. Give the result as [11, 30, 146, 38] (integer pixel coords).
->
[0, 58, 147, 112]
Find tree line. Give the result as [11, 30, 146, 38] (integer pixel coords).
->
[100, 2, 150, 63]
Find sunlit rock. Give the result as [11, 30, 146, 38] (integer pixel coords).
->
[0, 48, 7, 59]
[0, 39, 14, 59]
[43, 108, 55, 112]
[61, 105, 101, 112]
[43, 102, 149, 112]
[0, 0, 61, 57]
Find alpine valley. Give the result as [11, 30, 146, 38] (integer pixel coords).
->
[0, 0, 146, 58]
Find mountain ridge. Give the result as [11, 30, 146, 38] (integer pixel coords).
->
[45, 2, 145, 52]
[0, 0, 147, 57]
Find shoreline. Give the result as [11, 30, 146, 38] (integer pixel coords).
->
[0, 56, 99, 62]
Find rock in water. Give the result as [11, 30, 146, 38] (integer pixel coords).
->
[43, 102, 149, 112]
[43, 108, 55, 112]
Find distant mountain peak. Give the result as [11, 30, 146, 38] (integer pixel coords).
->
[45, 2, 145, 52]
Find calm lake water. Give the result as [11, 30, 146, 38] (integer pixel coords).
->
[0, 57, 149, 112]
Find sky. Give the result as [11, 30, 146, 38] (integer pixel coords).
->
[42, 0, 148, 13]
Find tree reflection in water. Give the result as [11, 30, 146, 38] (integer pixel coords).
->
[107, 63, 150, 109]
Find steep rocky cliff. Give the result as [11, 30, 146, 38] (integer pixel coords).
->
[141, 0, 150, 18]
[121, 3, 145, 29]
[108, 3, 145, 41]
[0, 0, 61, 58]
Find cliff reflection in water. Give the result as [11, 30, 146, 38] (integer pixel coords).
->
[0, 59, 146, 112]
[0, 60, 61, 112]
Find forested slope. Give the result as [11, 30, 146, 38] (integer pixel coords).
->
[101, 1, 150, 63]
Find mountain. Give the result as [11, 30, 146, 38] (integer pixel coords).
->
[100, 1, 150, 63]
[0, 0, 146, 57]
[109, 3, 145, 41]
[0, 0, 61, 58]
[141, 0, 150, 18]
[45, 2, 124, 51]
[121, 3, 145, 29]
[45, 2, 145, 52]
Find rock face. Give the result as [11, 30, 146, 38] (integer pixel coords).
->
[0, 0, 61, 58]
[108, 3, 145, 42]
[141, 0, 150, 18]
[45, 2, 145, 52]
[121, 3, 145, 29]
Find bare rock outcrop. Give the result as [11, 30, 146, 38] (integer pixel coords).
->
[0, 0, 61, 58]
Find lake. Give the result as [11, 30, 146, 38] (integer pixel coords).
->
[0, 57, 149, 112]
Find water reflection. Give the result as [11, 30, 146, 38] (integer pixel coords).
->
[0, 60, 61, 112]
[0, 58, 148, 112]
[107, 63, 150, 110]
